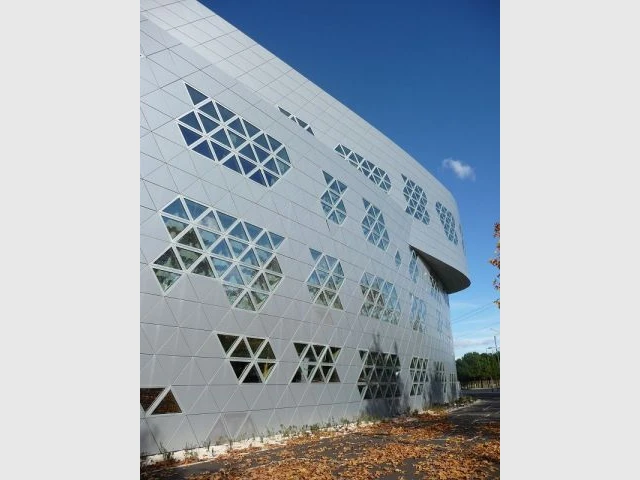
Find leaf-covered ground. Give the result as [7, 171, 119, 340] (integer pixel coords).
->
[141, 400, 499, 480]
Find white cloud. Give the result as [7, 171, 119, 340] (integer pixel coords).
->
[442, 158, 476, 181]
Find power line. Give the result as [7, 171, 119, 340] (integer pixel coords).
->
[450, 302, 496, 325]
[453, 322, 501, 339]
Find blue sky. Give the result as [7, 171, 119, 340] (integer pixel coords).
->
[203, 0, 500, 358]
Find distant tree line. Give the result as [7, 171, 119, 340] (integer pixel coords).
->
[456, 352, 500, 388]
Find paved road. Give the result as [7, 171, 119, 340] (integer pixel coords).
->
[451, 390, 500, 428]
[142, 392, 500, 479]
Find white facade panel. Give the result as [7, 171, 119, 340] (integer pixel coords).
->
[140, 0, 469, 454]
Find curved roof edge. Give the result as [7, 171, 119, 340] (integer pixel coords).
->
[411, 245, 471, 294]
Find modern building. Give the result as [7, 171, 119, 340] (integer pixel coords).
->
[140, 0, 470, 455]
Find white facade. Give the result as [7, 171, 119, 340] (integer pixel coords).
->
[141, 0, 470, 454]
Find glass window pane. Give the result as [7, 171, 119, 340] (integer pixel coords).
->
[176, 247, 201, 269]
[239, 144, 257, 162]
[241, 223, 261, 242]
[230, 338, 252, 358]
[307, 285, 320, 300]
[155, 248, 182, 270]
[229, 223, 249, 241]
[211, 239, 232, 259]
[316, 291, 328, 306]
[264, 170, 279, 186]
[255, 232, 272, 249]
[258, 342, 275, 360]
[253, 145, 269, 163]
[176, 228, 203, 250]
[227, 130, 245, 149]
[239, 265, 258, 283]
[228, 239, 248, 258]
[199, 101, 219, 121]
[152, 268, 181, 291]
[275, 147, 289, 163]
[186, 84, 207, 105]
[223, 156, 243, 174]
[150, 390, 182, 415]
[192, 256, 215, 277]
[211, 142, 231, 162]
[249, 169, 267, 186]
[192, 139, 216, 159]
[179, 124, 202, 146]
[140, 388, 164, 411]
[294, 343, 308, 357]
[250, 290, 268, 308]
[307, 271, 321, 287]
[230, 360, 249, 380]
[180, 111, 202, 132]
[211, 257, 232, 276]
[267, 135, 282, 151]
[265, 272, 282, 290]
[162, 216, 188, 238]
[251, 273, 269, 292]
[254, 247, 272, 266]
[257, 362, 275, 381]
[217, 334, 238, 353]
[241, 249, 260, 267]
[268, 233, 285, 249]
[264, 158, 278, 174]
[223, 284, 243, 304]
[223, 266, 244, 286]
[197, 228, 219, 250]
[163, 198, 189, 219]
[216, 103, 235, 122]
[276, 159, 290, 175]
[254, 133, 270, 151]
[332, 295, 343, 310]
[212, 129, 231, 148]
[198, 113, 218, 134]
[216, 211, 237, 231]
[311, 367, 324, 383]
[235, 291, 256, 311]
[246, 337, 264, 356]
[184, 199, 208, 220]
[291, 367, 305, 383]
[228, 118, 246, 137]
[243, 119, 260, 138]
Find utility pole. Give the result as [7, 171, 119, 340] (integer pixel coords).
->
[486, 347, 494, 389]
[490, 329, 500, 369]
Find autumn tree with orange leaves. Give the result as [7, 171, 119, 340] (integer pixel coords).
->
[489, 222, 500, 308]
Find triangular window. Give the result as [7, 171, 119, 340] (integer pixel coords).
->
[217, 334, 239, 354]
[246, 337, 264, 356]
[162, 216, 188, 238]
[230, 338, 251, 358]
[150, 390, 182, 414]
[186, 84, 207, 105]
[176, 247, 201, 269]
[155, 248, 181, 270]
[163, 198, 189, 219]
[140, 388, 164, 411]
[192, 257, 214, 277]
[184, 199, 208, 220]
[199, 102, 220, 122]
[258, 342, 275, 360]
[152, 268, 181, 291]
[230, 360, 250, 380]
